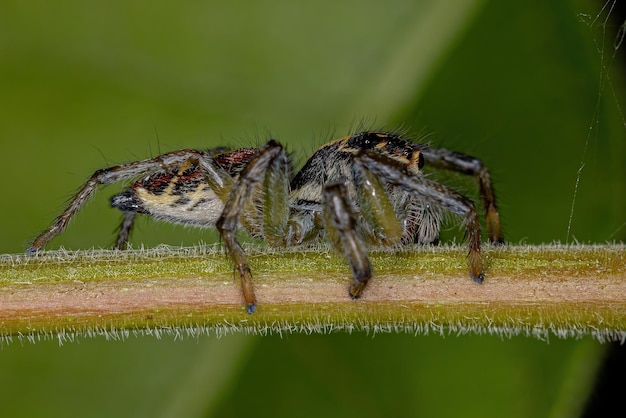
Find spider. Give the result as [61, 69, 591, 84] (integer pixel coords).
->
[28, 131, 503, 314]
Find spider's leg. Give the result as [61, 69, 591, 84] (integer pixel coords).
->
[360, 151, 484, 283]
[421, 147, 504, 244]
[216, 140, 287, 314]
[351, 160, 403, 246]
[114, 211, 137, 250]
[323, 183, 372, 298]
[261, 144, 290, 246]
[28, 149, 230, 253]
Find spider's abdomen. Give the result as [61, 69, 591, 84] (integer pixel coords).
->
[112, 161, 224, 227]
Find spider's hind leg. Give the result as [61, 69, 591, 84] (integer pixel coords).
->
[110, 188, 144, 250]
[27, 149, 232, 254]
[114, 211, 137, 250]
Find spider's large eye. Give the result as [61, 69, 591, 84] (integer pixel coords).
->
[418, 151, 425, 170]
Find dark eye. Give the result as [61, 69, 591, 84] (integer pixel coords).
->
[418, 152, 425, 170]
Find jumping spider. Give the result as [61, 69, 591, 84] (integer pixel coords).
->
[28, 131, 503, 314]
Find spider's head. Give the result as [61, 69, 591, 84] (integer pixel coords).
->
[345, 132, 425, 175]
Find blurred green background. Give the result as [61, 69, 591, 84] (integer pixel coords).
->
[1, 0, 624, 417]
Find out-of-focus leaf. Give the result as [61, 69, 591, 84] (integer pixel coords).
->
[212, 334, 604, 418]
[0, 335, 252, 418]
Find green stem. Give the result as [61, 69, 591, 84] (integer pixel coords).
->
[1, 244, 624, 343]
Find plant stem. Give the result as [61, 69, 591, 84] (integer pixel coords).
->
[1, 244, 624, 343]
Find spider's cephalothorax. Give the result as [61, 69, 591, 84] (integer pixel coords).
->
[28, 131, 504, 314]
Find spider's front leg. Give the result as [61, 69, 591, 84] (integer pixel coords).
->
[359, 151, 485, 283]
[323, 161, 405, 299]
[216, 140, 290, 314]
[422, 147, 504, 244]
[323, 183, 373, 298]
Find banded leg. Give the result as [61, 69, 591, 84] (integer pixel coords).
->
[360, 151, 484, 283]
[422, 147, 504, 244]
[323, 183, 372, 298]
[215, 140, 289, 314]
[28, 149, 232, 254]
[114, 211, 137, 250]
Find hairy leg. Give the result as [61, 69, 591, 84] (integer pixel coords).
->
[322, 183, 373, 298]
[28, 149, 231, 253]
[351, 160, 403, 246]
[422, 147, 503, 244]
[215, 140, 288, 314]
[359, 150, 484, 283]
[114, 211, 137, 250]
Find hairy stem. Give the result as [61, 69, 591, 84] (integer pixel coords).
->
[0, 244, 624, 343]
